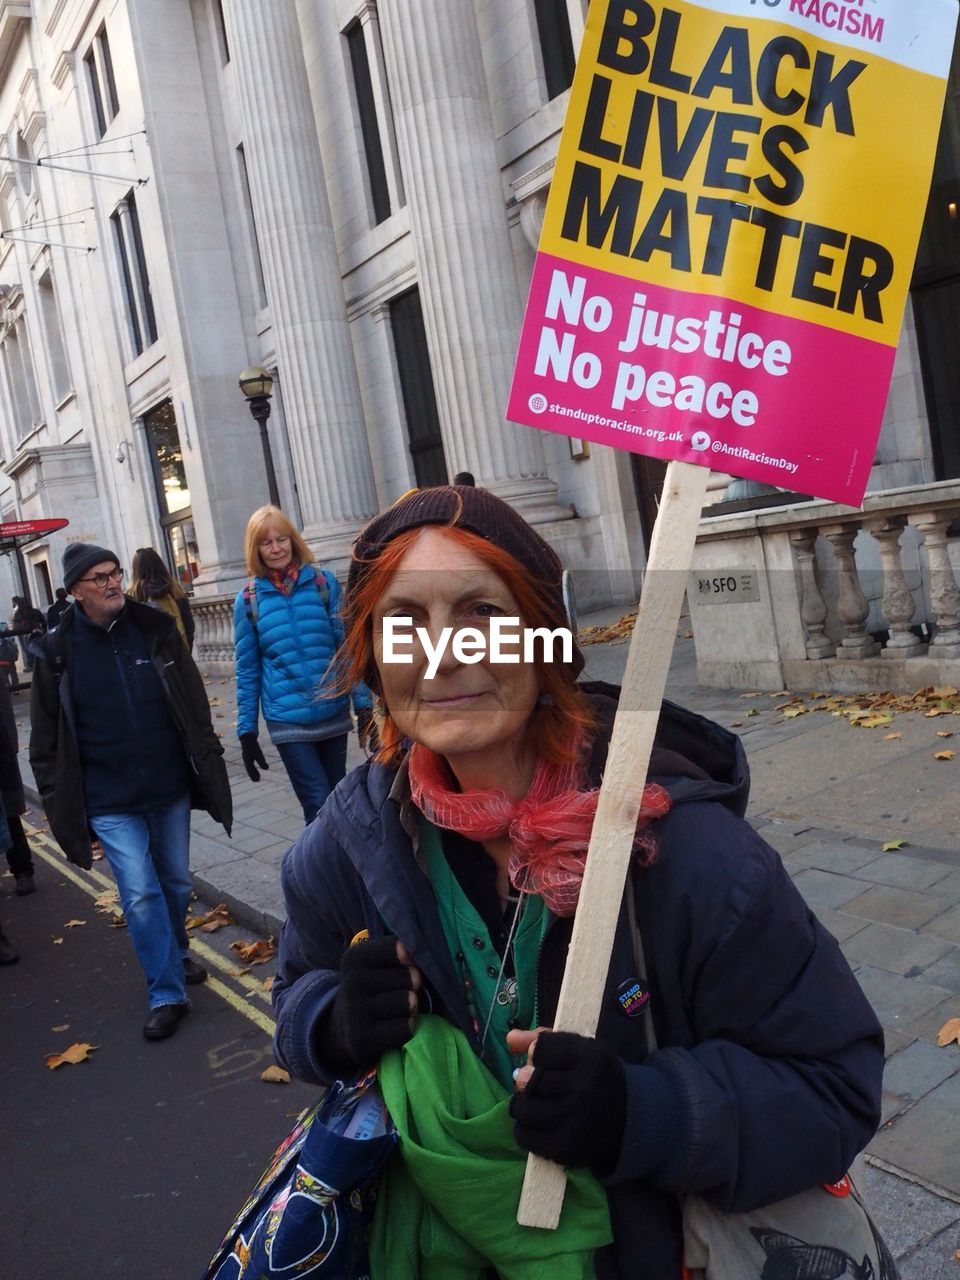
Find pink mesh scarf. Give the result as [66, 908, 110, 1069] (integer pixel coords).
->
[407, 742, 671, 917]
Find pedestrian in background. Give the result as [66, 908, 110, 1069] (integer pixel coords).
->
[30, 543, 232, 1040]
[128, 546, 195, 652]
[46, 587, 70, 630]
[0, 676, 35, 895]
[10, 596, 45, 673]
[0, 623, 19, 692]
[234, 505, 374, 825]
[0, 799, 18, 966]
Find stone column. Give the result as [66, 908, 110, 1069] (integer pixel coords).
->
[377, 0, 569, 523]
[221, 0, 377, 560]
[821, 524, 876, 657]
[909, 510, 960, 659]
[788, 528, 835, 658]
[864, 516, 925, 656]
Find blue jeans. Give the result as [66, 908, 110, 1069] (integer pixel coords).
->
[276, 734, 348, 824]
[90, 795, 192, 1009]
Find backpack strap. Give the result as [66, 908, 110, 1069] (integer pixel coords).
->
[242, 578, 259, 634]
[315, 570, 331, 610]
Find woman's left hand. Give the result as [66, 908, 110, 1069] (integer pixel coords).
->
[506, 1026, 626, 1174]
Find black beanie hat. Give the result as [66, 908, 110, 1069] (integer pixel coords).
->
[349, 485, 584, 675]
[62, 542, 120, 591]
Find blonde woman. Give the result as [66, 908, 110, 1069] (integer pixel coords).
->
[233, 506, 372, 824]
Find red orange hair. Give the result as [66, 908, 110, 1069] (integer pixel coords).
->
[340, 524, 595, 766]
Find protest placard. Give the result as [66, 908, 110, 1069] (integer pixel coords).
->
[511, 0, 956, 1229]
[508, 0, 957, 506]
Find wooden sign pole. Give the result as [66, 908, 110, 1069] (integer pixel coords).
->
[517, 457, 710, 1229]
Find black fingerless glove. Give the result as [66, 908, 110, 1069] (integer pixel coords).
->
[509, 1031, 627, 1175]
[321, 936, 416, 1070]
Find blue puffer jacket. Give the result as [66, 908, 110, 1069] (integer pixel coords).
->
[273, 689, 884, 1280]
[234, 564, 370, 738]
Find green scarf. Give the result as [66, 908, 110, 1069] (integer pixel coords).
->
[370, 1015, 612, 1280]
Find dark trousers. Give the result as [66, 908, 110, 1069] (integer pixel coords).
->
[4, 814, 33, 877]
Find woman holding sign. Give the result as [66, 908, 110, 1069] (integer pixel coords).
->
[272, 485, 884, 1278]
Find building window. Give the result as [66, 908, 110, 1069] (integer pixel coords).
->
[37, 271, 71, 402]
[143, 400, 200, 587]
[2, 320, 42, 440]
[84, 24, 120, 138]
[912, 29, 960, 480]
[111, 193, 158, 357]
[534, 0, 577, 100]
[344, 8, 404, 225]
[237, 144, 267, 309]
[214, 0, 231, 64]
[389, 287, 447, 488]
[15, 132, 32, 197]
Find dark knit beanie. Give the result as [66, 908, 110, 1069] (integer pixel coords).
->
[62, 542, 120, 591]
[349, 485, 584, 675]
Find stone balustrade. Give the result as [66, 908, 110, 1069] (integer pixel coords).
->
[192, 594, 237, 678]
[690, 480, 960, 691]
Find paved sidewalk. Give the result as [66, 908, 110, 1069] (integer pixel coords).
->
[11, 609, 960, 1274]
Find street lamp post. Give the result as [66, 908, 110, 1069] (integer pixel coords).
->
[239, 366, 281, 508]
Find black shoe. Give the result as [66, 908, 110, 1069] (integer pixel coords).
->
[0, 933, 19, 965]
[143, 1001, 190, 1040]
[182, 956, 207, 985]
[15, 873, 35, 896]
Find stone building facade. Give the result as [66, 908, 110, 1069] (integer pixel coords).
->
[0, 0, 952, 632]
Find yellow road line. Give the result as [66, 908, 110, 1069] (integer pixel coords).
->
[28, 829, 276, 1034]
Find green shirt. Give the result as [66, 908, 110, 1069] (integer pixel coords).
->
[419, 817, 551, 1090]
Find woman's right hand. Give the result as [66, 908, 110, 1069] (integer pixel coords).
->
[240, 733, 269, 782]
[325, 936, 423, 1068]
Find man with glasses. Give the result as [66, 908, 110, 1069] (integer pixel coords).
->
[29, 542, 233, 1040]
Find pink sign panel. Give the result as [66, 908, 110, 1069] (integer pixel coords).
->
[509, 254, 893, 505]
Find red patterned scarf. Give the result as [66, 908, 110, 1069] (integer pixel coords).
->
[407, 741, 671, 917]
[268, 560, 301, 596]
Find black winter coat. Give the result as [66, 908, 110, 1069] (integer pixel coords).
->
[272, 689, 884, 1280]
[28, 599, 232, 868]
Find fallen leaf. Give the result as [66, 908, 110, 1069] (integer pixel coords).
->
[230, 937, 277, 965]
[109, 916, 127, 929]
[883, 732, 902, 740]
[261, 974, 275, 991]
[228, 965, 252, 978]
[260, 1065, 291, 1084]
[934, 750, 956, 761]
[51, 1024, 70, 1032]
[930, 686, 959, 698]
[782, 706, 809, 719]
[856, 714, 894, 729]
[936, 1017, 960, 1047]
[729, 721, 742, 728]
[936, 731, 954, 739]
[882, 840, 908, 852]
[93, 891, 119, 911]
[924, 708, 947, 718]
[63, 919, 86, 929]
[51, 937, 63, 945]
[45, 1042, 98, 1069]
[199, 903, 234, 933]
[745, 708, 760, 718]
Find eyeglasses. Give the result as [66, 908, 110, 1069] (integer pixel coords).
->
[76, 568, 125, 589]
